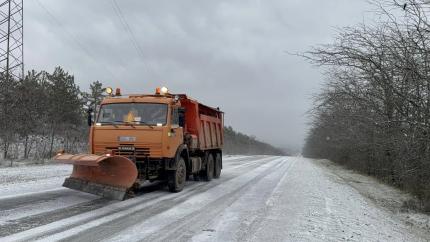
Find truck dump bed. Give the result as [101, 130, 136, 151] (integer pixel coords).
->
[180, 96, 224, 150]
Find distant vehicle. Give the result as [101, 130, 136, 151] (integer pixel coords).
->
[55, 87, 224, 200]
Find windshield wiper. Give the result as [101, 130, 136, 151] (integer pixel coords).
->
[123, 121, 136, 128]
[140, 121, 154, 129]
[125, 120, 154, 129]
[99, 120, 155, 129]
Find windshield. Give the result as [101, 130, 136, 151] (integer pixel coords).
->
[97, 103, 168, 125]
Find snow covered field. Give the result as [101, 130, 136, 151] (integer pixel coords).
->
[0, 156, 429, 241]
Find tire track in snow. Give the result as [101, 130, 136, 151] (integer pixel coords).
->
[0, 198, 112, 236]
[101, 157, 288, 242]
[0, 157, 241, 207]
[1, 155, 274, 241]
[0, 155, 258, 237]
[0, 189, 75, 211]
[232, 157, 300, 242]
[1, 179, 214, 241]
[43, 156, 280, 242]
[0, 156, 266, 239]
[3, 184, 202, 241]
[222, 155, 270, 167]
[157, 157, 296, 242]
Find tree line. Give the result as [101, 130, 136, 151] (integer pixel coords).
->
[0, 67, 105, 165]
[0, 67, 282, 165]
[224, 126, 285, 156]
[303, 0, 430, 211]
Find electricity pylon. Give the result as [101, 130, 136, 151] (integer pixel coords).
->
[0, 0, 23, 80]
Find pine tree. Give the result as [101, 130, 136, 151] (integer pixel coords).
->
[82, 80, 106, 116]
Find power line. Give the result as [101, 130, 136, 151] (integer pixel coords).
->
[35, 0, 120, 80]
[110, 0, 150, 71]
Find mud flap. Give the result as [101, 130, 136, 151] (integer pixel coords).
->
[54, 154, 138, 200]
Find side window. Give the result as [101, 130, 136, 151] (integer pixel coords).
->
[178, 107, 185, 127]
[172, 108, 179, 126]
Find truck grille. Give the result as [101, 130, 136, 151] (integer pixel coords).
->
[94, 143, 162, 157]
[111, 147, 150, 157]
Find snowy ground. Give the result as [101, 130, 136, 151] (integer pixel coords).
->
[0, 156, 429, 241]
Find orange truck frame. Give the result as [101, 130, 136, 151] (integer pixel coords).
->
[55, 87, 224, 200]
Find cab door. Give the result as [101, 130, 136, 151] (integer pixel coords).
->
[169, 107, 184, 151]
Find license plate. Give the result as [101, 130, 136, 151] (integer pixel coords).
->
[118, 146, 135, 151]
[118, 136, 136, 142]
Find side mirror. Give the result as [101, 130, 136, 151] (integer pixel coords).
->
[87, 108, 93, 126]
[178, 107, 185, 127]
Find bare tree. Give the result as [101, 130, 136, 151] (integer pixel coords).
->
[303, 0, 430, 210]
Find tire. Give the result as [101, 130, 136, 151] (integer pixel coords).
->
[168, 157, 186, 192]
[214, 153, 222, 179]
[202, 153, 214, 181]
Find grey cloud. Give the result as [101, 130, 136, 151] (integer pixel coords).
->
[25, 0, 371, 150]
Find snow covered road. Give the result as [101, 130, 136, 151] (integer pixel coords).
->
[0, 156, 429, 241]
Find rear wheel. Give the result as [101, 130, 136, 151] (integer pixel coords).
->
[168, 157, 186, 192]
[214, 153, 222, 179]
[202, 153, 214, 181]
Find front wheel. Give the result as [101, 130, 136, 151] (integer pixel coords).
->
[168, 157, 186, 192]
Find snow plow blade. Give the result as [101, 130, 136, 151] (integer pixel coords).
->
[54, 154, 138, 200]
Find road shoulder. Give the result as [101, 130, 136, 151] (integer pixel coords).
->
[313, 159, 430, 238]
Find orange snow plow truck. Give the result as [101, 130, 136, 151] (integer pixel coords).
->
[54, 87, 223, 200]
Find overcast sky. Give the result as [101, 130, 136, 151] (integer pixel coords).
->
[25, 0, 373, 150]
